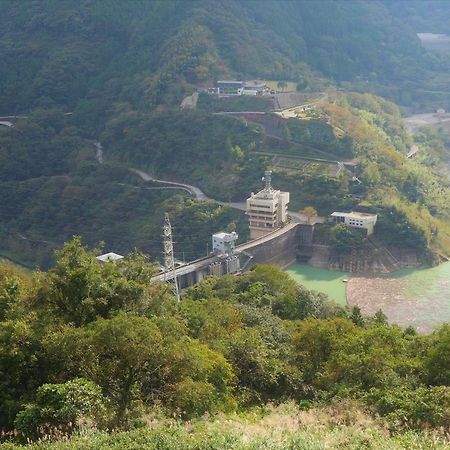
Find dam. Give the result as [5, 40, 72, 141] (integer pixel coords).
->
[152, 222, 313, 289]
[152, 170, 316, 289]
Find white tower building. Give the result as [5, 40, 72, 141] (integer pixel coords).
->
[246, 170, 290, 239]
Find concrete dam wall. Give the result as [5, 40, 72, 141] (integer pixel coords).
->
[154, 223, 315, 289]
[237, 223, 304, 270]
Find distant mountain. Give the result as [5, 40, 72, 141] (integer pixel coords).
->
[384, 0, 450, 34]
[0, 0, 440, 113]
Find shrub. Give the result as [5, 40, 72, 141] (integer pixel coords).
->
[14, 378, 106, 441]
[369, 385, 450, 430]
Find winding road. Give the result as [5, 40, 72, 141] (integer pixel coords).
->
[129, 168, 324, 224]
[130, 168, 210, 200]
[94, 142, 104, 164]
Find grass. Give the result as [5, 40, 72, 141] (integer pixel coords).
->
[265, 80, 298, 92]
[2, 402, 449, 450]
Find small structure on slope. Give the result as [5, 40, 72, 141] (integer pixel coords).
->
[330, 211, 378, 235]
[96, 252, 124, 263]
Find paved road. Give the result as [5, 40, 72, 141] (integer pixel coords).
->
[94, 142, 103, 164]
[252, 151, 357, 167]
[131, 168, 210, 200]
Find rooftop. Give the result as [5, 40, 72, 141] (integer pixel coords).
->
[331, 211, 377, 219]
[249, 188, 281, 200]
[217, 80, 244, 84]
[96, 252, 124, 262]
[213, 231, 238, 241]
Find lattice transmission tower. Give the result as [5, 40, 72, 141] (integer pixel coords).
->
[162, 213, 180, 302]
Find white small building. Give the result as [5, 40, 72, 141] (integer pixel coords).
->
[242, 89, 258, 96]
[217, 80, 244, 96]
[246, 171, 290, 239]
[212, 231, 238, 255]
[330, 211, 378, 235]
[96, 252, 124, 263]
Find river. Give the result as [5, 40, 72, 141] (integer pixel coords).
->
[285, 262, 450, 332]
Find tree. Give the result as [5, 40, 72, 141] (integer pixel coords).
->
[45, 313, 164, 423]
[424, 324, 450, 386]
[163, 339, 235, 417]
[277, 81, 288, 92]
[15, 379, 106, 441]
[350, 306, 365, 327]
[0, 318, 45, 429]
[227, 222, 236, 233]
[282, 125, 292, 141]
[320, 325, 417, 392]
[369, 385, 450, 429]
[231, 145, 244, 161]
[33, 237, 156, 326]
[292, 318, 356, 385]
[301, 206, 318, 224]
[331, 224, 365, 254]
[373, 309, 388, 325]
[296, 80, 308, 91]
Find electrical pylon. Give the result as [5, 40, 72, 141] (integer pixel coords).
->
[162, 213, 180, 302]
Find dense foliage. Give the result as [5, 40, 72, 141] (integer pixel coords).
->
[0, 243, 448, 446]
[0, 0, 448, 115]
[0, 110, 249, 268]
[3, 90, 450, 266]
[2, 1, 450, 266]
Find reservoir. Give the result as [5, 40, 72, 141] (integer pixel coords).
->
[284, 263, 348, 306]
[285, 261, 450, 332]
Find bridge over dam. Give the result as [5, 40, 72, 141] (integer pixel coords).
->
[152, 222, 314, 289]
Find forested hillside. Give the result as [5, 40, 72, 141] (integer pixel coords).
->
[2, 0, 450, 267]
[0, 0, 445, 115]
[95, 91, 450, 260]
[385, 0, 450, 33]
[2, 92, 450, 267]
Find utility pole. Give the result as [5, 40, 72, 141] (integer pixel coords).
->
[162, 213, 180, 302]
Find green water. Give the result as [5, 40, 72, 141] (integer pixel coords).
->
[284, 263, 348, 306]
[285, 262, 450, 320]
[390, 262, 450, 303]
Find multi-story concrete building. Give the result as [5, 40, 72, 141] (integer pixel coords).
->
[246, 171, 290, 239]
[330, 211, 378, 235]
